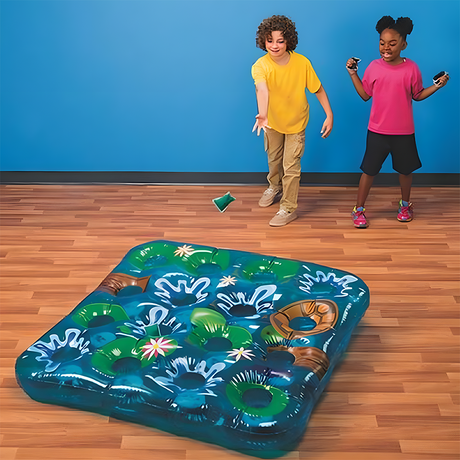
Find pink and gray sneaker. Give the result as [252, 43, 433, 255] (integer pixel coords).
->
[397, 200, 414, 222]
[351, 206, 368, 228]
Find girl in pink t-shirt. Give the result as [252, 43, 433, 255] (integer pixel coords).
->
[346, 16, 449, 228]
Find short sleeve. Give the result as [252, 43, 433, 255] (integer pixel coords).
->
[305, 59, 321, 93]
[252, 61, 267, 85]
[362, 65, 374, 97]
[411, 62, 424, 99]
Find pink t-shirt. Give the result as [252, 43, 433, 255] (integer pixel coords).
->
[362, 58, 424, 135]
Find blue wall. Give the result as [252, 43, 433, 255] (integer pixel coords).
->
[1, 0, 459, 173]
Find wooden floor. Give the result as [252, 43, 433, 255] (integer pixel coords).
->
[1, 184, 459, 460]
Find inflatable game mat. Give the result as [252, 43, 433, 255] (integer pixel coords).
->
[16, 240, 370, 455]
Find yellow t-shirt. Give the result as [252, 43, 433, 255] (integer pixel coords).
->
[251, 52, 321, 134]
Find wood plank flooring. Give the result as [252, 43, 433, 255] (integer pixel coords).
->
[1, 184, 459, 460]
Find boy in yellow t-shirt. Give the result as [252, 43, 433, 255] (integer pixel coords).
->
[252, 15, 333, 226]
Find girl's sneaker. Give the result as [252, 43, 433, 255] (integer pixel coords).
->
[397, 200, 413, 222]
[351, 206, 368, 228]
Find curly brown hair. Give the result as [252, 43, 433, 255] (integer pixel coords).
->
[256, 15, 298, 52]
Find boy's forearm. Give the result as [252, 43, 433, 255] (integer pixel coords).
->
[315, 86, 333, 118]
[349, 74, 371, 101]
[255, 84, 269, 117]
[315, 85, 334, 138]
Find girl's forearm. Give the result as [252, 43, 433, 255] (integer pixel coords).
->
[415, 74, 449, 101]
[350, 74, 371, 101]
[414, 85, 439, 101]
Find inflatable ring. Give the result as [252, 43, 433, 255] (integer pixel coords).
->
[92, 336, 172, 376]
[126, 241, 178, 270]
[180, 248, 231, 276]
[241, 257, 301, 283]
[188, 308, 252, 352]
[127, 242, 231, 276]
[72, 303, 129, 328]
[226, 380, 289, 417]
[267, 346, 330, 380]
[270, 299, 338, 339]
[97, 273, 151, 297]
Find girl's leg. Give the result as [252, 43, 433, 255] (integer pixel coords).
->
[399, 173, 412, 202]
[397, 173, 414, 222]
[356, 173, 375, 207]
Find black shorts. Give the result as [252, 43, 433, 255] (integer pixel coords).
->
[360, 130, 422, 176]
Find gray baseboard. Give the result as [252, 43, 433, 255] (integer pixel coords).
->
[0, 171, 459, 186]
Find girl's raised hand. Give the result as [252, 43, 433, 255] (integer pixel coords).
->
[435, 73, 450, 88]
[346, 57, 359, 75]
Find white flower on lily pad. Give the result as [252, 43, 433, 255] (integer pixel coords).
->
[227, 347, 255, 362]
[174, 245, 194, 258]
[142, 337, 177, 359]
[218, 276, 237, 288]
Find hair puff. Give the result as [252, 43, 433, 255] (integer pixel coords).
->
[376, 15, 414, 39]
[394, 17, 414, 37]
[376, 15, 396, 34]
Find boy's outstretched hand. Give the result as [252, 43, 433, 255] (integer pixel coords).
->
[320, 116, 333, 138]
[252, 115, 271, 136]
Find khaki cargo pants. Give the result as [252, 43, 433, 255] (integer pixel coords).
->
[264, 128, 306, 213]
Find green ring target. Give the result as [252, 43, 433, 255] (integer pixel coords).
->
[188, 308, 252, 352]
[72, 303, 129, 328]
[91, 336, 177, 376]
[241, 258, 301, 283]
[180, 248, 231, 276]
[127, 242, 177, 270]
[226, 381, 289, 417]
